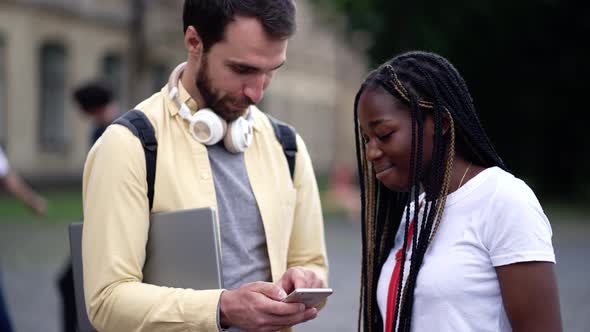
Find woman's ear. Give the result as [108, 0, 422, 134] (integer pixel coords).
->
[184, 26, 203, 60]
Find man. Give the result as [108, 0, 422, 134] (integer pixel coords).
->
[82, 1, 328, 331]
[0, 145, 47, 332]
[55, 82, 119, 332]
[73, 82, 119, 145]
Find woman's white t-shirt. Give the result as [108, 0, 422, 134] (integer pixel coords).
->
[376, 167, 555, 332]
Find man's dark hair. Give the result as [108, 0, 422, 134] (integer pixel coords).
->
[73, 82, 113, 114]
[183, 0, 296, 51]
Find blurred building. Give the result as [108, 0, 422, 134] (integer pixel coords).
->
[0, 0, 367, 182]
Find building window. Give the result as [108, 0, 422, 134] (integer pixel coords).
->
[101, 52, 127, 107]
[0, 36, 6, 145]
[39, 42, 68, 151]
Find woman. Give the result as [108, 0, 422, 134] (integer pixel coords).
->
[354, 51, 561, 332]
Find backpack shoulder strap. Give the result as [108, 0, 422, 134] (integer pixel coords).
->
[113, 110, 158, 211]
[265, 113, 297, 181]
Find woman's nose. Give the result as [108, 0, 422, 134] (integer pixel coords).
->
[365, 139, 383, 161]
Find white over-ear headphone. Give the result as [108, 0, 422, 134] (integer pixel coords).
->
[168, 62, 253, 153]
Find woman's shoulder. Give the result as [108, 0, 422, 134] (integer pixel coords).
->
[482, 167, 540, 207]
[473, 168, 554, 264]
[457, 166, 546, 227]
[473, 167, 549, 235]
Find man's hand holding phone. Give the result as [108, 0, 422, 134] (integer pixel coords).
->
[276, 267, 332, 308]
[281, 288, 333, 308]
[219, 267, 330, 331]
[276, 266, 325, 294]
[219, 281, 317, 332]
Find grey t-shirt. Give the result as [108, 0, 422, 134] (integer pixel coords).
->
[206, 142, 272, 291]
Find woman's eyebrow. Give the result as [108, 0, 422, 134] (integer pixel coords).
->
[368, 118, 392, 129]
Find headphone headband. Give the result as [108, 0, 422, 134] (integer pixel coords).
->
[168, 62, 187, 105]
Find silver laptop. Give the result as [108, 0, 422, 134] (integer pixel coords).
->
[68, 207, 224, 332]
[143, 207, 224, 289]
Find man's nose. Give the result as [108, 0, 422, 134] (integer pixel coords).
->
[243, 74, 266, 104]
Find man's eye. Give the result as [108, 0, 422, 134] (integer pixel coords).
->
[233, 66, 254, 74]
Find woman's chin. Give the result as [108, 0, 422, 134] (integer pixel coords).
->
[375, 167, 406, 192]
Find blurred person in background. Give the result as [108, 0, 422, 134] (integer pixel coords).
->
[0, 145, 48, 332]
[81, 0, 328, 331]
[0, 146, 47, 216]
[73, 82, 119, 146]
[55, 82, 119, 332]
[0, 277, 12, 332]
[325, 164, 361, 222]
[354, 51, 561, 332]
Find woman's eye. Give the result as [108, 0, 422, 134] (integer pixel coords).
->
[377, 131, 393, 141]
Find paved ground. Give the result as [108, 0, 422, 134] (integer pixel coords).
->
[0, 217, 589, 332]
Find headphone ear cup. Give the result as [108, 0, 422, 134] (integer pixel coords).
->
[224, 117, 253, 153]
[189, 109, 227, 145]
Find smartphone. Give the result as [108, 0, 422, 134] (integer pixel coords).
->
[281, 288, 333, 308]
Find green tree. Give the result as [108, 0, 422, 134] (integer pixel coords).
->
[313, 0, 590, 204]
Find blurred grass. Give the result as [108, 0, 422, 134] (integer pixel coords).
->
[1, 186, 587, 225]
[0, 186, 354, 224]
[0, 190, 82, 224]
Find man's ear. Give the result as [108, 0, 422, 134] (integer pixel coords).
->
[184, 26, 203, 59]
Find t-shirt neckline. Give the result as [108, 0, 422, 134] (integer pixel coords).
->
[444, 166, 502, 206]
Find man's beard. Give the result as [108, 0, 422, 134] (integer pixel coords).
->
[196, 56, 254, 122]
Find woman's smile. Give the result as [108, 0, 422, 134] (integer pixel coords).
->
[375, 166, 394, 181]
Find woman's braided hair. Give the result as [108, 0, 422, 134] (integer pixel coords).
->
[355, 51, 506, 332]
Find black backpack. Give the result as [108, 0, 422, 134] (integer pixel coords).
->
[113, 110, 297, 210]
